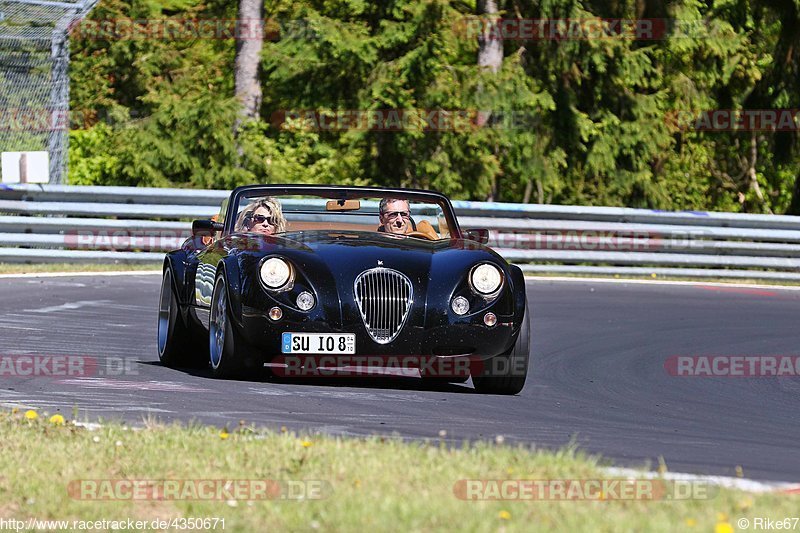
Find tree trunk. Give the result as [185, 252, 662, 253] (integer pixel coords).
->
[235, 0, 264, 129]
[477, 0, 502, 73]
[477, 1, 503, 201]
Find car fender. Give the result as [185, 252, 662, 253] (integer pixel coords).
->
[507, 263, 528, 336]
[216, 255, 245, 328]
[163, 251, 191, 304]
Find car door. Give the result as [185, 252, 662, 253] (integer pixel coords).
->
[193, 198, 229, 329]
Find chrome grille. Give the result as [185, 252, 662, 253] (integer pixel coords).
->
[354, 268, 413, 344]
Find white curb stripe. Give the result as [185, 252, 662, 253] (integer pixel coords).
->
[0, 270, 161, 279]
[527, 275, 800, 292]
[604, 467, 800, 494]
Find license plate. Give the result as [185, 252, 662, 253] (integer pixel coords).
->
[281, 333, 356, 354]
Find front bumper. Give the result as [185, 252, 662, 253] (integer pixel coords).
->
[239, 304, 519, 362]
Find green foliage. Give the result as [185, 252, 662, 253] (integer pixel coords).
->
[68, 0, 800, 213]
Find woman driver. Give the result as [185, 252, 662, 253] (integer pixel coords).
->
[235, 197, 287, 235]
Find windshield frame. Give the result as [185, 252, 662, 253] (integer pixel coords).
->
[225, 185, 462, 239]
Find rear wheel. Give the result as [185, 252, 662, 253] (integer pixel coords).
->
[157, 267, 205, 368]
[209, 272, 248, 379]
[472, 308, 530, 395]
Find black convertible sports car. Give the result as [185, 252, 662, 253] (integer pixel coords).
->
[157, 185, 530, 394]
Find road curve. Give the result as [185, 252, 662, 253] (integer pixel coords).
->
[1, 273, 799, 482]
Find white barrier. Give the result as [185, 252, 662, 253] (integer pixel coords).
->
[2, 184, 799, 280]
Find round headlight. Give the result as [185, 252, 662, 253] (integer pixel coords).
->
[471, 264, 502, 295]
[451, 296, 470, 316]
[260, 257, 292, 288]
[296, 291, 315, 311]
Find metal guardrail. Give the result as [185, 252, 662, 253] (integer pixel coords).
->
[2, 184, 800, 281]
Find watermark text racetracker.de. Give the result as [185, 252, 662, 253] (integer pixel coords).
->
[61, 228, 714, 254]
[0, 355, 137, 378]
[272, 355, 472, 379]
[270, 109, 538, 132]
[68, 479, 331, 501]
[486, 229, 710, 252]
[64, 230, 191, 252]
[454, 17, 721, 41]
[69, 18, 315, 41]
[453, 479, 716, 501]
[665, 355, 800, 377]
[269, 354, 527, 379]
[666, 109, 800, 132]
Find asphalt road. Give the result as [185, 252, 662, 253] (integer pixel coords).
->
[2, 273, 799, 482]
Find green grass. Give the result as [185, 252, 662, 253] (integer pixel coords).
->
[0, 263, 160, 274]
[0, 411, 795, 532]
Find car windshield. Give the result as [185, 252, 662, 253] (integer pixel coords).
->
[231, 192, 454, 239]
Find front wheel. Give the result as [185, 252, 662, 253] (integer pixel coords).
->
[209, 271, 248, 379]
[472, 308, 530, 395]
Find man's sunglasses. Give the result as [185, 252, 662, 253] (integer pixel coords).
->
[247, 214, 277, 226]
[382, 210, 410, 219]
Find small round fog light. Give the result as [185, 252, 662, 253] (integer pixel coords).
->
[451, 296, 469, 316]
[269, 307, 283, 321]
[483, 312, 497, 327]
[296, 291, 315, 311]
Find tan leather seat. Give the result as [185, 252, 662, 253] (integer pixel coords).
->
[413, 220, 439, 240]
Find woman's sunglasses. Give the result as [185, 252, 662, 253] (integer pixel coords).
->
[247, 214, 277, 226]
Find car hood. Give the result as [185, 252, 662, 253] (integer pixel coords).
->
[231, 229, 503, 274]
[230, 230, 505, 311]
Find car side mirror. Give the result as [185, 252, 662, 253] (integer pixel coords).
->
[463, 228, 489, 244]
[192, 219, 224, 237]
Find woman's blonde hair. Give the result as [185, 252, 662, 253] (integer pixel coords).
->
[235, 197, 287, 233]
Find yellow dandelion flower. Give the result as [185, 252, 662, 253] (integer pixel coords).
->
[301, 440, 313, 448]
[219, 430, 230, 440]
[24, 410, 37, 420]
[685, 518, 696, 527]
[714, 522, 733, 533]
[498, 510, 511, 520]
[48, 414, 65, 425]
[651, 273, 657, 278]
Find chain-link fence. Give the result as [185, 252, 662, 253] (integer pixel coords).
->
[0, 0, 97, 183]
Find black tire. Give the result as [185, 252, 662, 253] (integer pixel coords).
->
[208, 271, 248, 379]
[472, 308, 530, 395]
[157, 266, 206, 368]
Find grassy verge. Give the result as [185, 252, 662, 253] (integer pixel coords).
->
[1, 411, 794, 532]
[0, 263, 160, 274]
